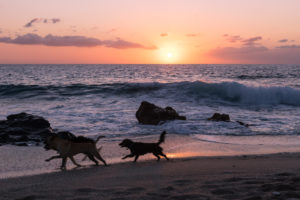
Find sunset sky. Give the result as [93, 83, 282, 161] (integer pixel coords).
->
[0, 0, 300, 64]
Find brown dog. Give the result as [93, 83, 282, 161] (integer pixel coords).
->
[119, 131, 169, 162]
[45, 135, 107, 169]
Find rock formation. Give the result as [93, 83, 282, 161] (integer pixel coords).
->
[136, 101, 186, 125]
[0, 112, 53, 146]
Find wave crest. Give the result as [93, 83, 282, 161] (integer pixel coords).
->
[0, 81, 299, 106]
[179, 81, 300, 106]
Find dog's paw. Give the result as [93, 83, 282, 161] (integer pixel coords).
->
[45, 159, 50, 162]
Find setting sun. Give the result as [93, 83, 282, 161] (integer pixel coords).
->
[156, 43, 184, 63]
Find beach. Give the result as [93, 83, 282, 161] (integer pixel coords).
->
[1, 134, 300, 178]
[0, 134, 300, 199]
[0, 152, 299, 200]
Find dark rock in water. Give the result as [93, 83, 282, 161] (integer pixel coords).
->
[208, 113, 230, 122]
[136, 101, 186, 125]
[0, 112, 96, 146]
[15, 142, 28, 146]
[15, 135, 29, 142]
[0, 112, 54, 146]
[7, 112, 50, 129]
[236, 120, 250, 127]
[0, 134, 11, 143]
[208, 113, 249, 127]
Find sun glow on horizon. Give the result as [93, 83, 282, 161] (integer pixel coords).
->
[167, 52, 173, 58]
[157, 43, 183, 64]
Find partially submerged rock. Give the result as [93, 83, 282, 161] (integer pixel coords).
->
[208, 113, 230, 122]
[236, 120, 250, 127]
[0, 112, 54, 146]
[208, 113, 250, 127]
[136, 101, 186, 125]
[1, 113, 102, 147]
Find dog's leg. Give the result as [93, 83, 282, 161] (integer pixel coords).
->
[60, 157, 67, 170]
[82, 147, 102, 161]
[159, 152, 169, 161]
[134, 155, 139, 162]
[122, 154, 134, 160]
[45, 155, 62, 162]
[92, 149, 107, 166]
[95, 154, 107, 166]
[87, 154, 99, 166]
[82, 154, 88, 162]
[69, 156, 81, 167]
[153, 153, 161, 161]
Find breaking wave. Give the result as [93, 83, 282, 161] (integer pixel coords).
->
[1, 81, 299, 106]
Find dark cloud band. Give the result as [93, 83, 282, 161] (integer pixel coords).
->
[24, 18, 61, 28]
[277, 45, 300, 49]
[0, 33, 157, 49]
[208, 45, 300, 64]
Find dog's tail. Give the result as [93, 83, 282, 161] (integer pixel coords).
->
[157, 131, 167, 145]
[95, 135, 105, 144]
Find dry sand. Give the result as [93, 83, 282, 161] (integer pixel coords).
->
[0, 152, 299, 200]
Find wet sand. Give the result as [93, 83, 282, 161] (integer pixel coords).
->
[1, 134, 300, 179]
[0, 153, 300, 200]
[1, 134, 300, 200]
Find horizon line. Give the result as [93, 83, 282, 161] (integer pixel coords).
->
[1, 63, 298, 65]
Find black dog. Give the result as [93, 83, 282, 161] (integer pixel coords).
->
[119, 131, 169, 162]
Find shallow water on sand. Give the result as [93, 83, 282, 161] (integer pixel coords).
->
[1, 134, 299, 179]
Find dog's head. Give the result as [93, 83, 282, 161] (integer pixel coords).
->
[119, 139, 133, 148]
[43, 135, 58, 151]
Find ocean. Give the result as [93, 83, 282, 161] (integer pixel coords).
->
[0, 64, 300, 140]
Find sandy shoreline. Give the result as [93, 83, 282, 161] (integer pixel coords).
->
[1, 134, 300, 179]
[1, 134, 300, 199]
[1, 152, 300, 200]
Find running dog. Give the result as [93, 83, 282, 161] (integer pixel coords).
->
[44, 135, 107, 169]
[119, 131, 169, 162]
